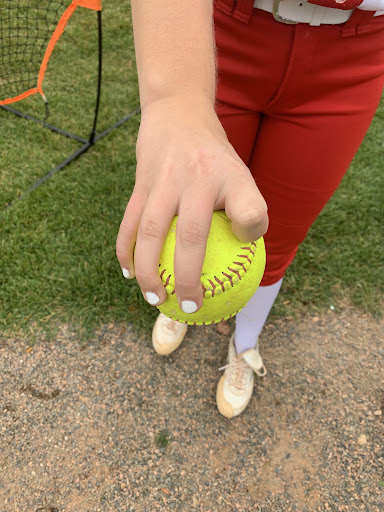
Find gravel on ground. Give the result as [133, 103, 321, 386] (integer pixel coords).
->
[1, 306, 383, 512]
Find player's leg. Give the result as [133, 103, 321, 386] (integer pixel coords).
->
[235, 80, 384, 354]
[217, 7, 384, 356]
[248, 15, 384, 330]
[213, 3, 299, 358]
[215, 4, 384, 418]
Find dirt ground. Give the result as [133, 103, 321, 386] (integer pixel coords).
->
[0, 306, 383, 512]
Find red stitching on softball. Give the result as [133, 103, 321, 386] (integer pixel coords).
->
[161, 269, 172, 288]
[222, 272, 233, 287]
[241, 245, 255, 256]
[233, 261, 246, 273]
[228, 267, 241, 280]
[214, 276, 225, 292]
[238, 254, 252, 264]
[207, 279, 216, 297]
[160, 237, 259, 317]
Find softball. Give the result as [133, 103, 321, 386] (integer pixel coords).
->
[151, 210, 266, 325]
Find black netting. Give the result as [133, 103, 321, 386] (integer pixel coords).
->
[0, 0, 69, 101]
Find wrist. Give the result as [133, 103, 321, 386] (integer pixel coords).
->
[140, 90, 216, 115]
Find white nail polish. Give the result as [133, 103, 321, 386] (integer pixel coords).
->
[146, 292, 160, 305]
[182, 301, 198, 314]
[122, 268, 130, 278]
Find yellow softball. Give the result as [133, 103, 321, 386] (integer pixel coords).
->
[153, 210, 266, 326]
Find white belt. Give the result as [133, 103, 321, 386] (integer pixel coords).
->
[253, 0, 384, 25]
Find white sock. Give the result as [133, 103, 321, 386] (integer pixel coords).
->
[234, 278, 283, 354]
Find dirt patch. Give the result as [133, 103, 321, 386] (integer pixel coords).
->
[248, 425, 322, 508]
[0, 306, 383, 511]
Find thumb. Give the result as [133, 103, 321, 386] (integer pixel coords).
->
[223, 173, 269, 242]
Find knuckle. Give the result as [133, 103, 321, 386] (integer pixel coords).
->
[189, 147, 230, 181]
[228, 160, 251, 178]
[193, 149, 218, 172]
[179, 221, 206, 248]
[134, 270, 157, 283]
[238, 208, 268, 227]
[176, 279, 199, 290]
[132, 181, 148, 199]
[139, 219, 163, 240]
[119, 221, 136, 239]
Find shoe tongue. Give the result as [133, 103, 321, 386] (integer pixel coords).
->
[241, 349, 264, 373]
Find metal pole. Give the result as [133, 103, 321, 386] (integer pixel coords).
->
[88, 10, 102, 145]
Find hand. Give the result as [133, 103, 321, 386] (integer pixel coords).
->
[116, 95, 268, 314]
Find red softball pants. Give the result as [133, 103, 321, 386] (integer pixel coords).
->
[213, 0, 384, 285]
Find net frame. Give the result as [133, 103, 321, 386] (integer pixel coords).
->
[1, 0, 140, 209]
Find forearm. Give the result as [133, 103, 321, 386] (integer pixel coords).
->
[131, 0, 216, 110]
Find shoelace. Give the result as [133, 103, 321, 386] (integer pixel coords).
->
[219, 354, 266, 382]
[218, 357, 250, 390]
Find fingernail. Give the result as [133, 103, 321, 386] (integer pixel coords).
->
[146, 292, 160, 305]
[122, 268, 130, 278]
[182, 301, 198, 314]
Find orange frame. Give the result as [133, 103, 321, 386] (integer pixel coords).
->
[0, 0, 102, 106]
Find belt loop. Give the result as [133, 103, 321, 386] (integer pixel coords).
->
[341, 9, 376, 36]
[215, 0, 236, 16]
[233, 0, 254, 23]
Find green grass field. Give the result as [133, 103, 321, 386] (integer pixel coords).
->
[0, 1, 383, 342]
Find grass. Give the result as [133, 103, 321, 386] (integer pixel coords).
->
[155, 430, 170, 448]
[0, 1, 383, 343]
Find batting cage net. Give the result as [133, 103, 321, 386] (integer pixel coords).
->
[0, 0, 101, 105]
[1, 0, 140, 210]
